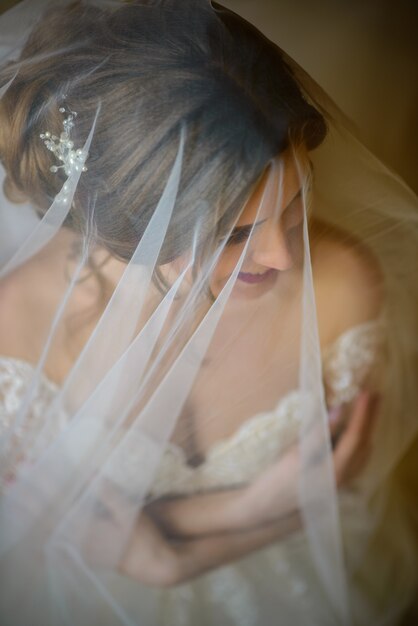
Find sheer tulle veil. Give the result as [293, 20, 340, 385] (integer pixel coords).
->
[0, 1, 417, 625]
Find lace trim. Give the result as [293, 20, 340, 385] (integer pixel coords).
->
[0, 318, 385, 493]
[148, 319, 385, 495]
[0, 356, 63, 485]
[322, 317, 385, 407]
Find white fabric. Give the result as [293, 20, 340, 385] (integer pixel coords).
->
[0, 2, 417, 625]
[1, 318, 400, 626]
[0, 318, 384, 494]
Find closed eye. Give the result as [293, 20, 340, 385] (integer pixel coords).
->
[224, 186, 304, 247]
[225, 219, 267, 246]
[226, 225, 253, 246]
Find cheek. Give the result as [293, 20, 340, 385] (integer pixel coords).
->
[282, 198, 304, 230]
[285, 220, 305, 266]
[209, 245, 244, 289]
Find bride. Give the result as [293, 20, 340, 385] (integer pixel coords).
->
[0, 1, 417, 625]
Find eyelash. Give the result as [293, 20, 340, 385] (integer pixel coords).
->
[225, 190, 304, 247]
[226, 227, 253, 246]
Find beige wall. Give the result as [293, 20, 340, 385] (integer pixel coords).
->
[222, 0, 418, 192]
[0, 0, 19, 13]
[1, 0, 417, 190]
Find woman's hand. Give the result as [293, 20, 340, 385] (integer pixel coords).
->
[146, 389, 380, 538]
[241, 389, 380, 527]
[118, 512, 181, 588]
[117, 389, 380, 587]
[332, 390, 380, 486]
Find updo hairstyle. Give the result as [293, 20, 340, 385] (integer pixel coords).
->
[0, 0, 326, 265]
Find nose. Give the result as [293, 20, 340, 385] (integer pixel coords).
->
[251, 222, 294, 271]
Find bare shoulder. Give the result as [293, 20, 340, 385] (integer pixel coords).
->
[309, 218, 384, 346]
[0, 259, 52, 361]
[0, 231, 109, 379]
[0, 231, 73, 362]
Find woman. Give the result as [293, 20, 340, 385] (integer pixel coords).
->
[0, 1, 417, 625]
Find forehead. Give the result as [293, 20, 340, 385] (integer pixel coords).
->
[237, 150, 305, 225]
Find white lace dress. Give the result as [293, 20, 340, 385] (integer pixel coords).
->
[0, 319, 409, 625]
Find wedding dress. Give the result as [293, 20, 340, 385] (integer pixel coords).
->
[0, 2, 417, 625]
[0, 319, 383, 493]
[0, 319, 395, 626]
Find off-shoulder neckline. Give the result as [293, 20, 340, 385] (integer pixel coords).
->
[0, 316, 384, 392]
[0, 317, 385, 476]
[167, 317, 385, 468]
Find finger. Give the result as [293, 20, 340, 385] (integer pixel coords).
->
[337, 441, 372, 487]
[329, 403, 349, 447]
[329, 404, 344, 439]
[333, 391, 375, 482]
[358, 392, 380, 441]
[329, 391, 376, 449]
[338, 390, 379, 449]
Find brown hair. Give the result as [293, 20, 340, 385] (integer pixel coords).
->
[0, 0, 326, 268]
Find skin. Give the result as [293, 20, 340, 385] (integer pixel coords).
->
[209, 149, 308, 299]
[88, 150, 382, 587]
[0, 148, 383, 588]
[166, 149, 308, 303]
[114, 392, 380, 587]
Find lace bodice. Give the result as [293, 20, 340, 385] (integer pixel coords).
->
[150, 318, 384, 496]
[0, 319, 384, 494]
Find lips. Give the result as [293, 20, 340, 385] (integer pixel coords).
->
[237, 268, 277, 284]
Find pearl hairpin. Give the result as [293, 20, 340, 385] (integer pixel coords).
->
[40, 105, 88, 177]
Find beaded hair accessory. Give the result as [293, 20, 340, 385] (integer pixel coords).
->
[40, 105, 88, 177]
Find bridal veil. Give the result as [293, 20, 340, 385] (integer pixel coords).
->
[0, 1, 417, 624]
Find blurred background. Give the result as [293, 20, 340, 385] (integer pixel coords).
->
[222, 0, 418, 192]
[0, 0, 417, 622]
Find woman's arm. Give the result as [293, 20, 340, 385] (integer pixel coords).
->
[147, 488, 246, 539]
[173, 512, 302, 584]
[146, 390, 379, 540]
[119, 509, 302, 588]
[119, 390, 379, 587]
[172, 511, 302, 585]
